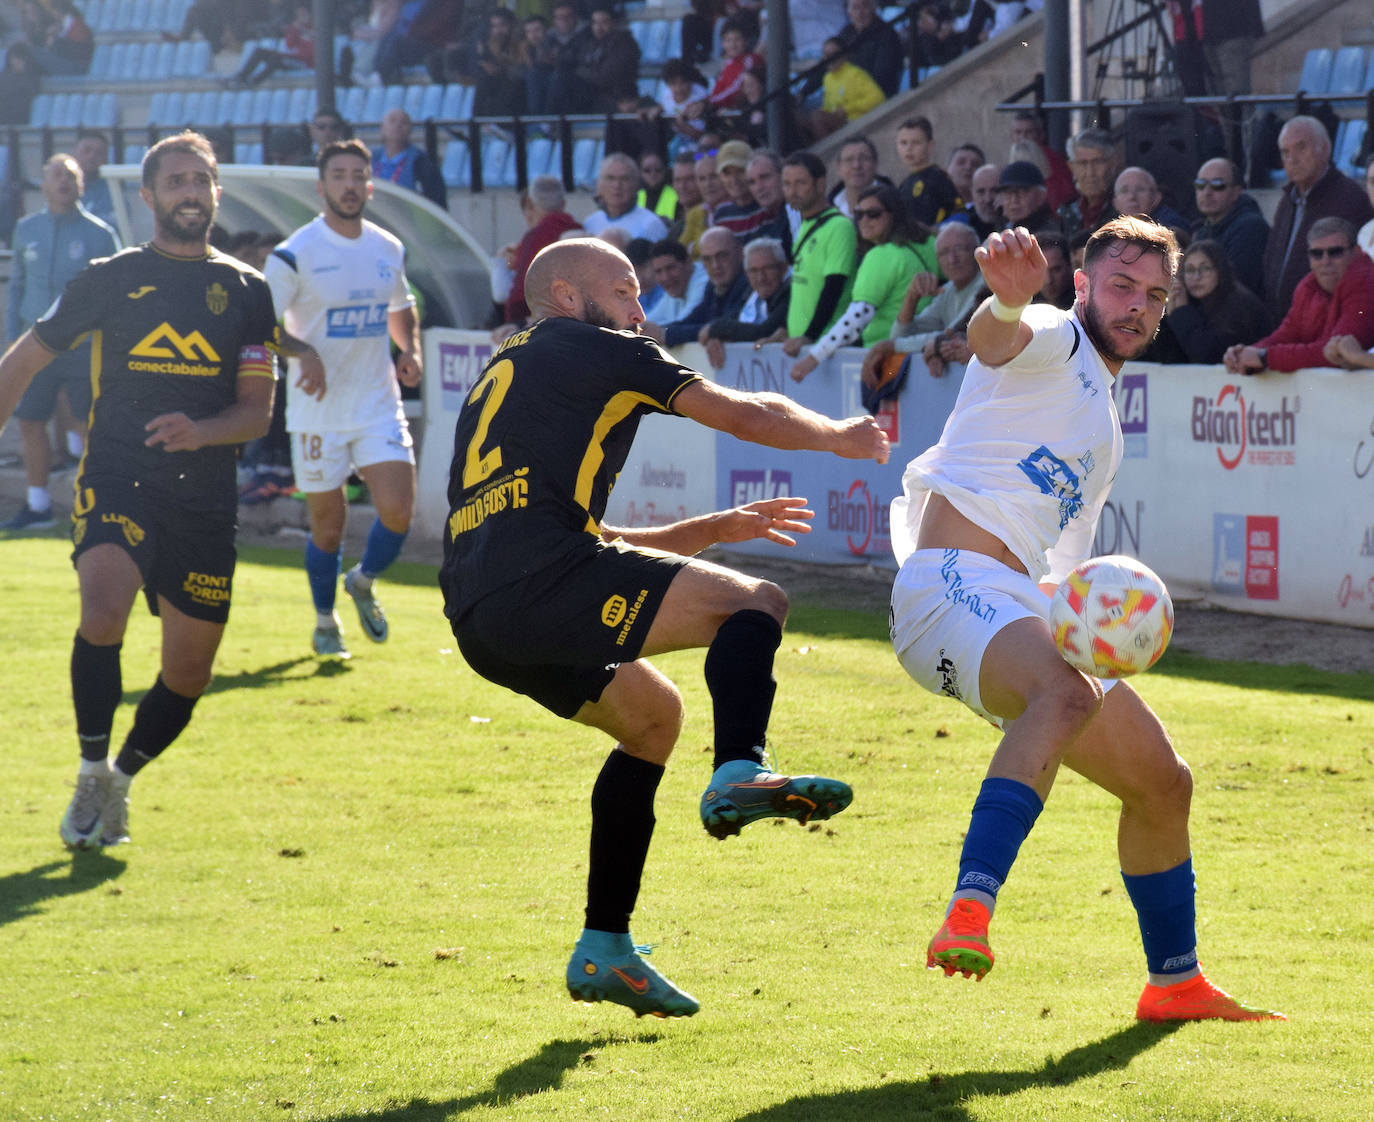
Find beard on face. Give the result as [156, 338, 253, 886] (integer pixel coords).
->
[582, 296, 636, 333]
[1079, 289, 1159, 365]
[325, 192, 366, 221]
[154, 197, 213, 244]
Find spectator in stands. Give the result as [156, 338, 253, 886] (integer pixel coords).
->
[1322, 334, 1374, 371]
[914, 3, 964, 69]
[744, 150, 792, 251]
[1200, 0, 1264, 100]
[778, 151, 858, 357]
[1262, 115, 1374, 321]
[1359, 154, 1374, 259]
[162, 0, 249, 52]
[1192, 157, 1269, 289]
[456, 6, 525, 117]
[1034, 232, 1075, 309]
[712, 140, 765, 243]
[228, 3, 314, 87]
[668, 151, 704, 242]
[2, 153, 118, 531]
[949, 162, 1002, 240]
[1157, 238, 1271, 364]
[682, 0, 725, 67]
[27, 0, 93, 77]
[518, 15, 556, 118]
[692, 148, 729, 221]
[638, 152, 679, 226]
[73, 130, 115, 229]
[701, 236, 791, 367]
[0, 41, 41, 127]
[806, 37, 885, 143]
[372, 108, 447, 209]
[895, 117, 963, 229]
[572, 6, 642, 115]
[645, 238, 709, 322]
[1057, 127, 1120, 238]
[374, 0, 462, 86]
[646, 226, 750, 347]
[659, 58, 711, 153]
[308, 108, 352, 157]
[789, 184, 937, 382]
[1009, 109, 1075, 211]
[729, 68, 771, 150]
[546, 2, 591, 113]
[584, 153, 671, 242]
[828, 135, 890, 219]
[945, 143, 985, 206]
[495, 175, 583, 335]
[267, 125, 312, 167]
[836, 0, 905, 97]
[995, 160, 1058, 233]
[1113, 166, 1188, 232]
[699, 17, 765, 115]
[862, 222, 986, 384]
[1227, 218, 1374, 374]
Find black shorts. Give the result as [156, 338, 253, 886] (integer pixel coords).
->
[71, 476, 237, 624]
[453, 541, 689, 718]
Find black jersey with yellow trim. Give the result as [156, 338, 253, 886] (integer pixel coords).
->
[440, 317, 701, 617]
[33, 244, 279, 516]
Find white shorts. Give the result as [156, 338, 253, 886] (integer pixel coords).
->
[289, 414, 414, 494]
[890, 548, 1115, 729]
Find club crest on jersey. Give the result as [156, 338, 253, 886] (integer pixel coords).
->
[206, 282, 229, 315]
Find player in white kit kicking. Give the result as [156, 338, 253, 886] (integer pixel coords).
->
[264, 139, 422, 658]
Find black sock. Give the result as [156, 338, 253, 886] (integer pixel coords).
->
[704, 609, 782, 770]
[114, 676, 199, 777]
[585, 750, 664, 934]
[71, 632, 122, 762]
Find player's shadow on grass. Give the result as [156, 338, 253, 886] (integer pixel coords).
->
[201, 654, 352, 696]
[316, 1033, 662, 1121]
[0, 850, 126, 928]
[732, 1019, 1183, 1121]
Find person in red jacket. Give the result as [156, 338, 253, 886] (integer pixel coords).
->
[493, 175, 583, 338]
[1224, 217, 1374, 374]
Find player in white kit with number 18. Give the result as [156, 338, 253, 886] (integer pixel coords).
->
[263, 138, 422, 659]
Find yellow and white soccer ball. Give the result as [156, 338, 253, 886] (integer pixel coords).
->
[1049, 555, 1174, 678]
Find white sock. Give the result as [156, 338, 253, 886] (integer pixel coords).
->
[317, 611, 341, 630]
[27, 486, 51, 512]
[66, 431, 84, 457]
[348, 565, 374, 593]
[78, 758, 111, 777]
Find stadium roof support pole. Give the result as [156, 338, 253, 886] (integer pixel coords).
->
[1044, 0, 1079, 149]
[314, 0, 337, 114]
[765, 0, 789, 153]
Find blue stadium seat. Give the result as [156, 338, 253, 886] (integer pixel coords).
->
[248, 87, 274, 125]
[267, 87, 292, 124]
[234, 142, 264, 165]
[209, 89, 238, 125]
[84, 92, 119, 128]
[482, 136, 515, 187]
[287, 86, 315, 123]
[180, 89, 206, 125]
[153, 90, 184, 126]
[106, 42, 129, 80]
[402, 84, 427, 120]
[629, 19, 653, 56]
[87, 41, 112, 80]
[572, 135, 603, 188]
[147, 90, 169, 125]
[170, 39, 193, 77]
[645, 20, 674, 65]
[1328, 46, 1367, 94]
[339, 85, 366, 122]
[637, 76, 658, 98]
[83, 1, 105, 32]
[1366, 52, 1374, 98]
[52, 93, 81, 128]
[28, 92, 54, 128]
[123, 143, 148, 163]
[228, 88, 256, 125]
[441, 140, 470, 188]
[142, 0, 169, 32]
[118, 42, 146, 80]
[526, 136, 554, 178]
[382, 84, 407, 113]
[440, 83, 473, 120]
[417, 83, 444, 121]
[0, 144, 8, 183]
[362, 85, 386, 121]
[1297, 48, 1332, 94]
[1334, 119, 1367, 174]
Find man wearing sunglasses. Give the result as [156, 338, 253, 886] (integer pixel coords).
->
[1224, 217, 1374, 374]
[1191, 157, 1268, 292]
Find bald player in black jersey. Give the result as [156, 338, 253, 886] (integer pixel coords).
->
[440, 237, 889, 1018]
[0, 131, 280, 852]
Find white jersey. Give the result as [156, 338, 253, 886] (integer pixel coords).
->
[891, 304, 1122, 584]
[263, 215, 415, 434]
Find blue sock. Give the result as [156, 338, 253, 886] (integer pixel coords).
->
[954, 777, 1044, 909]
[305, 537, 342, 614]
[1121, 857, 1198, 978]
[358, 518, 407, 579]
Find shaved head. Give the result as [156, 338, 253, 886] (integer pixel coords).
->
[525, 238, 644, 331]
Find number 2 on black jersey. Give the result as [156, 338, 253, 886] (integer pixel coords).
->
[462, 359, 514, 488]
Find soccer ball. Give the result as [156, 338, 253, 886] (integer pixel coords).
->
[1049, 555, 1174, 678]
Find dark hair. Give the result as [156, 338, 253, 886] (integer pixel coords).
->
[75, 127, 109, 146]
[625, 237, 655, 267]
[661, 58, 704, 86]
[856, 184, 927, 248]
[1181, 239, 1236, 308]
[840, 134, 879, 163]
[649, 238, 689, 263]
[317, 138, 372, 176]
[1084, 214, 1181, 277]
[899, 117, 934, 141]
[952, 142, 985, 163]
[784, 151, 826, 181]
[142, 130, 218, 188]
[720, 16, 757, 45]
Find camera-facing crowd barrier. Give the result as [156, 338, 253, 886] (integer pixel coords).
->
[419, 330, 1374, 630]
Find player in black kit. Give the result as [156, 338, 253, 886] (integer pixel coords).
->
[0, 131, 280, 851]
[439, 238, 890, 1018]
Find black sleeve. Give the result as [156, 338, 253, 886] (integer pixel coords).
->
[32, 258, 108, 353]
[416, 152, 448, 209]
[804, 273, 850, 341]
[708, 287, 790, 342]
